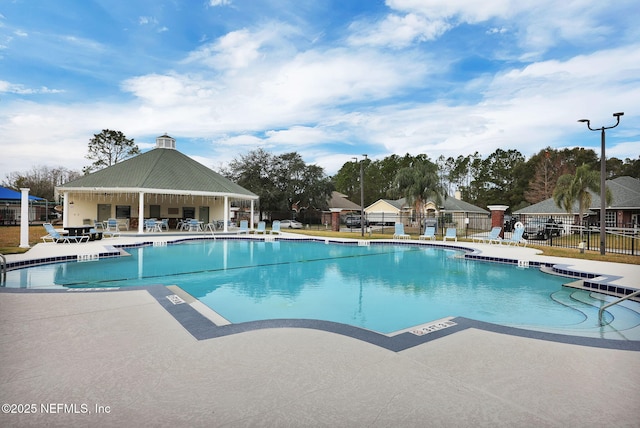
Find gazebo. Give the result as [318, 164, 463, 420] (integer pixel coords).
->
[56, 134, 258, 233]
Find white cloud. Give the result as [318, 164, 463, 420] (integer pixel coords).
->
[348, 13, 450, 48]
[209, 0, 232, 6]
[0, 80, 63, 94]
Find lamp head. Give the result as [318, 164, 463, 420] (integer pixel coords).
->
[613, 112, 624, 117]
[577, 119, 589, 123]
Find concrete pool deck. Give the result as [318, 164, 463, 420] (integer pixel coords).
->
[1, 235, 639, 426]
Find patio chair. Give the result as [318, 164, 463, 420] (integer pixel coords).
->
[238, 220, 249, 234]
[188, 219, 202, 232]
[393, 223, 410, 240]
[419, 226, 436, 241]
[161, 219, 169, 231]
[42, 223, 89, 244]
[270, 220, 281, 234]
[443, 227, 457, 242]
[253, 221, 266, 234]
[105, 218, 120, 232]
[472, 226, 502, 244]
[145, 219, 161, 232]
[505, 226, 527, 247]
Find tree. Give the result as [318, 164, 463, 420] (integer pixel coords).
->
[3, 166, 81, 201]
[221, 149, 333, 220]
[85, 129, 140, 173]
[553, 164, 612, 233]
[389, 159, 443, 224]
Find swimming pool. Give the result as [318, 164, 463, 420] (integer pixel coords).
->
[5, 239, 640, 339]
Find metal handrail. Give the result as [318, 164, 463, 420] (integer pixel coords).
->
[598, 289, 640, 325]
[0, 253, 6, 285]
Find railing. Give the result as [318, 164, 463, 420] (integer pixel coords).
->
[598, 289, 640, 326]
[0, 253, 6, 285]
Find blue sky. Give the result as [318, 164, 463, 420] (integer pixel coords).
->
[1, 0, 638, 177]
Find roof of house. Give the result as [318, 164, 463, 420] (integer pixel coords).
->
[439, 196, 489, 214]
[327, 191, 361, 211]
[514, 176, 640, 215]
[58, 146, 257, 199]
[366, 196, 487, 213]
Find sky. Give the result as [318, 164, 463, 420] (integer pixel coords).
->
[1, 0, 639, 178]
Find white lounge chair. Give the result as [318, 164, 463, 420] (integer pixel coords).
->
[393, 223, 410, 240]
[94, 221, 120, 238]
[472, 226, 502, 244]
[505, 226, 527, 246]
[238, 220, 249, 234]
[270, 220, 281, 234]
[419, 226, 436, 240]
[253, 221, 266, 234]
[443, 227, 457, 242]
[42, 223, 89, 244]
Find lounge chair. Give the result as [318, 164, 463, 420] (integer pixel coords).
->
[238, 220, 249, 234]
[505, 226, 527, 246]
[270, 220, 281, 234]
[393, 222, 410, 240]
[472, 226, 502, 244]
[253, 221, 266, 234]
[42, 223, 89, 244]
[94, 221, 120, 238]
[443, 227, 457, 242]
[419, 226, 436, 241]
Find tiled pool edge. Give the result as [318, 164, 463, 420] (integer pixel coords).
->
[3, 236, 638, 351]
[5, 285, 637, 352]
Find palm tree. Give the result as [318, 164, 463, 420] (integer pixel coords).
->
[553, 164, 612, 237]
[391, 161, 443, 230]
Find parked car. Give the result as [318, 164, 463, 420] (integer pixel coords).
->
[345, 215, 368, 228]
[523, 218, 563, 240]
[504, 215, 519, 232]
[279, 220, 303, 229]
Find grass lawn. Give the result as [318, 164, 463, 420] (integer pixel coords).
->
[1, 224, 638, 265]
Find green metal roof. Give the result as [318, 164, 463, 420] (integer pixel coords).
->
[59, 148, 257, 199]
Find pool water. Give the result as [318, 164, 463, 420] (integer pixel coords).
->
[6, 239, 640, 338]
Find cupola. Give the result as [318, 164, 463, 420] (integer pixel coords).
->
[156, 134, 176, 149]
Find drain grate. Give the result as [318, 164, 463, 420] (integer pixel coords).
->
[410, 320, 457, 336]
[166, 294, 186, 305]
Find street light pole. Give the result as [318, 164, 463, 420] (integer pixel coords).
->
[578, 112, 624, 255]
[356, 154, 368, 237]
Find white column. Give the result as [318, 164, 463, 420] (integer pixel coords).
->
[250, 200, 255, 229]
[223, 196, 229, 232]
[19, 188, 30, 248]
[138, 192, 145, 234]
[63, 191, 69, 228]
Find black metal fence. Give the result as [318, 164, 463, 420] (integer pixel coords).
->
[470, 224, 639, 256]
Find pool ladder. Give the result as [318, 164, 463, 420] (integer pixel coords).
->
[0, 253, 6, 285]
[598, 289, 640, 326]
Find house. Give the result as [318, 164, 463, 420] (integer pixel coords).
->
[514, 176, 640, 228]
[56, 134, 258, 233]
[320, 191, 362, 225]
[365, 192, 490, 231]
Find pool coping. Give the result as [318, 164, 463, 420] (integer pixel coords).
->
[2, 235, 639, 351]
